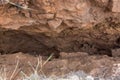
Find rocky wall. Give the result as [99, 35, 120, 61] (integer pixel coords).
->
[0, 0, 119, 31]
[0, 0, 120, 57]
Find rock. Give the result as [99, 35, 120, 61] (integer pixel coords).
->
[112, 48, 120, 57]
[48, 18, 62, 29]
[112, 0, 120, 12]
[60, 52, 88, 59]
[1, 0, 119, 31]
[38, 13, 54, 19]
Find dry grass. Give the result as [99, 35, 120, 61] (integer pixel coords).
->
[0, 0, 36, 11]
[0, 54, 120, 80]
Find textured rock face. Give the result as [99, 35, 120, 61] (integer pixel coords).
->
[0, 0, 108, 30]
[0, 0, 120, 57]
[0, 0, 119, 31]
[34, 0, 93, 30]
[112, 0, 120, 12]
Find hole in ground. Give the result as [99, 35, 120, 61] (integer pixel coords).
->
[0, 27, 119, 58]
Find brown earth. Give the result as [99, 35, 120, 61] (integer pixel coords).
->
[0, 52, 120, 79]
[0, 0, 120, 79]
[0, 20, 120, 57]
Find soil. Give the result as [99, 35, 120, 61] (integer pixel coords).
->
[0, 21, 120, 57]
[0, 0, 120, 79]
[0, 52, 120, 79]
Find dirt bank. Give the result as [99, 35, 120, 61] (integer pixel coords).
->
[0, 18, 120, 57]
[0, 0, 120, 79]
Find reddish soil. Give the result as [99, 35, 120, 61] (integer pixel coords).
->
[0, 0, 120, 79]
[0, 52, 120, 79]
